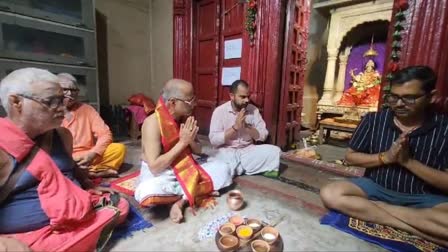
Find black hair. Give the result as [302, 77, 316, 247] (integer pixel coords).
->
[230, 79, 249, 94]
[390, 66, 437, 94]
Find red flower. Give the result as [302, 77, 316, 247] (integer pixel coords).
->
[248, 0, 256, 9]
[398, 0, 409, 10]
[388, 61, 399, 72]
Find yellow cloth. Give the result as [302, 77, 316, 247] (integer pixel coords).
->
[90, 143, 126, 172]
[62, 103, 113, 157]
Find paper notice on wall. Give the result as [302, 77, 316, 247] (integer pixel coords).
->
[224, 38, 242, 59]
[221, 67, 241, 86]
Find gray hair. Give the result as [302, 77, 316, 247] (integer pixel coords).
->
[0, 68, 59, 111]
[57, 73, 78, 86]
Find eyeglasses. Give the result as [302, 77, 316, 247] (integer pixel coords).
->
[62, 88, 80, 94]
[17, 94, 64, 109]
[173, 96, 196, 106]
[385, 93, 427, 105]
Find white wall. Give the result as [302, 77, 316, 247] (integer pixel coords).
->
[96, 0, 151, 105]
[95, 0, 173, 105]
[149, 0, 174, 101]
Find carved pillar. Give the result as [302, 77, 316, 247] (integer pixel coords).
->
[318, 48, 338, 105]
[334, 47, 351, 102]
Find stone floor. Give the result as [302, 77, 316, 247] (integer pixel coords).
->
[108, 138, 384, 251]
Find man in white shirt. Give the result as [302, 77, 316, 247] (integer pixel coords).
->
[208, 80, 281, 177]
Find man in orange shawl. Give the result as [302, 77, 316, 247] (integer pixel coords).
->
[58, 73, 126, 178]
[134, 79, 233, 223]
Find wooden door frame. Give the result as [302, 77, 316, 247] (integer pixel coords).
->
[192, 0, 221, 134]
[173, 0, 193, 82]
[276, 0, 310, 148]
[174, 0, 287, 144]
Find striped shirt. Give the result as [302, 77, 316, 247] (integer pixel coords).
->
[349, 109, 448, 195]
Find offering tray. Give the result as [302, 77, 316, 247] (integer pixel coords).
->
[215, 218, 283, 252]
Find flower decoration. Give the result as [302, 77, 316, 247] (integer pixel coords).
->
[245, 0, 257, 46]
[383, 0, 409, 97]
[388, 62, 399, 72]
[398, 0, 409, 10]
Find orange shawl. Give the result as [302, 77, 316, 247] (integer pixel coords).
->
[155, 98, 213, 207]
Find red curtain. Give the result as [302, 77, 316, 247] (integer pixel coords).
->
[385, 0, 448, 111]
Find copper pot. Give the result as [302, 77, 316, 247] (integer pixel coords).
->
[227, 190, 244, 211]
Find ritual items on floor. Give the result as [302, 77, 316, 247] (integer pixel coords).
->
[246, 219, 262, 233]
[227, 190, 245, 211]
[307, 135, 320, 146]
[215, 216, 283, 252]
[236, 225, 253, 240]
[292, 147, 320, 160]
[197, 213, 237, 241]
[251, 240, 270, 252]
[229, 215, 245, 226]
[219, 223, 236, 236]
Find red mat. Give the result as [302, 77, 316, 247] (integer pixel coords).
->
[110, 171, 140, 196]
[281, 151, 365, 177]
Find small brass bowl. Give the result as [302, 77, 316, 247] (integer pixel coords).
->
[236, 225, 253, 241]
[218, 235, 239, 251]
[246, 219, 262, 233]
[251, 239, 271, 252]
[260, 226, 279, 245]
[229, 215, 245, 227]
[227, 189, 244, 211]
[219, 222, 236, 236]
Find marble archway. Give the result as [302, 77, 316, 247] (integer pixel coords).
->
[318, 0, 393, 107]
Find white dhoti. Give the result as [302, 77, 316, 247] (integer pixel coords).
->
[134, 159, 233, 207]
[207, 144, 281, 177]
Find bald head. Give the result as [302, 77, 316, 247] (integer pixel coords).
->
[161, 79, 193, 102]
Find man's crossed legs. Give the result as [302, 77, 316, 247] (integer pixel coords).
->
[320, 178, 448, 246]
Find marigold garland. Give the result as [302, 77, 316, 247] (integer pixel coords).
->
[245, 0, 257, 46]
[383, 0, 409, 101]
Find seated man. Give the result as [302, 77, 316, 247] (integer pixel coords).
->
[0, 68, 129, 251]
[320, 66, 448, 246]
[208, 80, 281, 177]
[58, 73, 126, 177]
[134, 79, 233, 223]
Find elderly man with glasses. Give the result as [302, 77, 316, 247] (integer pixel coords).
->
[0, 68, 129, 251]
[58, 73, 126, 178]
[134, 79, 233, 223]
[320, 66, 448, 246]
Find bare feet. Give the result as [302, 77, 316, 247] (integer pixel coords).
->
[372, 201, 448, 247]
[89, 169, 119, 178]
[170, 199, 187, 223]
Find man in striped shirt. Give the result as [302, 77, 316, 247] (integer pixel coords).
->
[320, 66, 448, 246]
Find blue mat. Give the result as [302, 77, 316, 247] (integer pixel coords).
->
[111, 204, 153, 241]
[321, 211, 447, 252]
